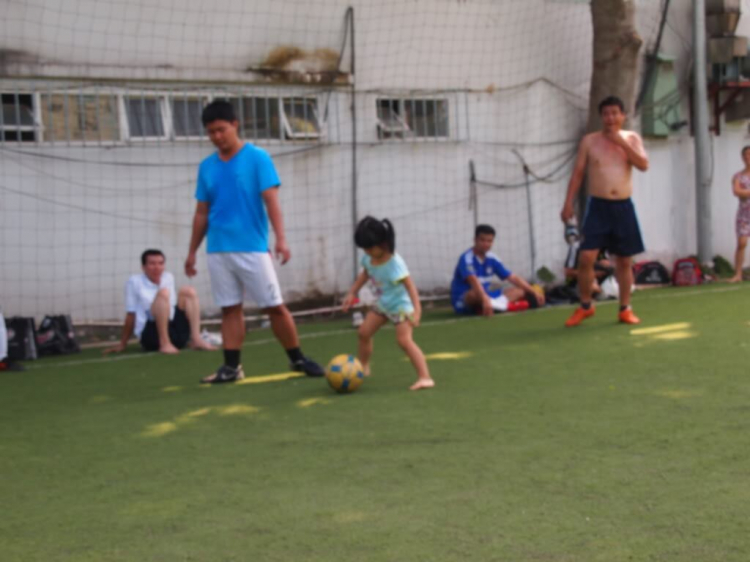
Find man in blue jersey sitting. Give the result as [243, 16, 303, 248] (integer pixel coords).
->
[451, 225, 544, 316]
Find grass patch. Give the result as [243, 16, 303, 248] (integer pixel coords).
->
[2, 285, 750, 561]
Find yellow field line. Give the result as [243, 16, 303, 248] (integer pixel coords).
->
[630, 322, 692, 336]
[235, 371, 304, 385]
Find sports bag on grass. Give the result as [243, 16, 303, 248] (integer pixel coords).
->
[633, 261, 671, 285]
[36, 315, 80, 356]
[672, 257, 703, 287]
[5, 317, 38, 361]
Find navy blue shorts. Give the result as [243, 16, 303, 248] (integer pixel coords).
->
[580, 197, 645, 257]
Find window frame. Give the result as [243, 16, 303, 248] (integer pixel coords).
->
[0, 86, 329, 145]
[376, 97, 450, 141]
[376, 98, 412, 139]
[1, 91, 41, 143]
[167, 93, 211, 141]
[221, 95, 284, 142]
[281, 96, 322, 141]
[122, 94, 170, 141]
[38, 90, 122, 144]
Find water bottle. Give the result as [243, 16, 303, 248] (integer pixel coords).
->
[564, 217, 579, 243]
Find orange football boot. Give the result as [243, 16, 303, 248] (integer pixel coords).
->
[618, 308, 641, 325]
[565, 305, 595, 327]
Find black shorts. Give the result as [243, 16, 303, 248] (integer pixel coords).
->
[140, 307, 190, 351]
[580, 197, 645, 257]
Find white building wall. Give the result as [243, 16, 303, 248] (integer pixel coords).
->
[1, 0, 748, 321]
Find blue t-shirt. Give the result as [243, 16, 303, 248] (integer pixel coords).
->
[451, 249, 512, 301]
[195, 143, 281, 253]
[361, 253, 414, 315]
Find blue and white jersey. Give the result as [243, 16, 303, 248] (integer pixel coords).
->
[450, 249, 512, 301]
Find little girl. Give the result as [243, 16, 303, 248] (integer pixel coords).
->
[730, 146, 750, 283]
[342, 216, 435, 391]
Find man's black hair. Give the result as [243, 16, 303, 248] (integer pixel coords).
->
[354, 216, 396, 253]
[742, 145, 750, 157]
[475, 224, 496, 238]
[141, 249, 165, 266]
[598, 96, 625, 114]
[201, 100, 237, 127]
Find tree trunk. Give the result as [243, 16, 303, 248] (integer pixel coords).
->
[586, 0, 644, 132]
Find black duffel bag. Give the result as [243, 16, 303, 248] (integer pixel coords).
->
[6, 317, 38, 361]
[36, 315, 80, 356]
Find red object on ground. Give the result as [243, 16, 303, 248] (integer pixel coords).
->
[507, 300, 530, 313]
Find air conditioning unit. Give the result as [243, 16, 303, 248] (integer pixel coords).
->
[708, 35, 748, 64]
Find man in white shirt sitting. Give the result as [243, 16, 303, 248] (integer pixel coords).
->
[104, 249, 215, 355]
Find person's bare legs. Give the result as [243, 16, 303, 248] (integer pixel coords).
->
[221, 304, 245, 350]
[504, 286, 525, 303]
[577, 250, 599, 305]
[395, 321, 434, 391]
[614, 255, 634, 309]
[463, 288, 491, 316]
[177, 286, 216, 351]
[263, 304, 299, 350]
[591, 279, 602, 297]
[614, 254, 640, 324]
[565, 250, 599, 327]
[357, 311, 388, 377]
[151, 288, 179, 354]
[730, 236, 747, 283]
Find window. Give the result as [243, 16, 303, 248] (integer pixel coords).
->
[1, 93, 36, 142]
[376, 98, 449, 140]
[229, 97, 281, 140]
[408, 99, 449, 138]
[2, 89, 330, 144]
[125, 96, 165, 138]
[377, 99, 410, 139]
[40, 93, 119, 142]
[282, 98, 320, 140]
[170, 97, 205, 138]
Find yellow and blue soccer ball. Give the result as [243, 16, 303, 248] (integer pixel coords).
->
[325, 354, 365, 393]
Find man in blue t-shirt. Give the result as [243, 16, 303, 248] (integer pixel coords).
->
[185, 100, 323, 383]
[451, 224, 544, 316]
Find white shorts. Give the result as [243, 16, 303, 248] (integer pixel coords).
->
[207, 252, 284, 309]
[490, 294, 508, 312]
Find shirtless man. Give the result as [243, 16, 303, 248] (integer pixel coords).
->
[560, 96, 649, 327]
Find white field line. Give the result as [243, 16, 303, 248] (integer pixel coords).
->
[22, 284, 747, 371]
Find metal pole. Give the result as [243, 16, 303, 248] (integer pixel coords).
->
[348, 6, 359, 282]
[512, 150, 537, 282]
[523, 165, 537, 282]
[468, 159, 478, 230]
[693, 0, 712, 263]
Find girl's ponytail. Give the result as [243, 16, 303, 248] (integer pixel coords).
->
[381, 219, 395, 253]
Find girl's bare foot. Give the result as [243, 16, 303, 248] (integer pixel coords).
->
[728, 275, 743, 283]
[159, 344, 180, 355]
[409, 378, 435, 391]
[362, 364, 371, 377]
[190, 339, 217, 351]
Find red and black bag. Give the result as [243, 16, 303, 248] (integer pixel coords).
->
[672, 257, 703, 287]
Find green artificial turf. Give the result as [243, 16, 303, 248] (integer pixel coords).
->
[2, 284, 750, 561]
